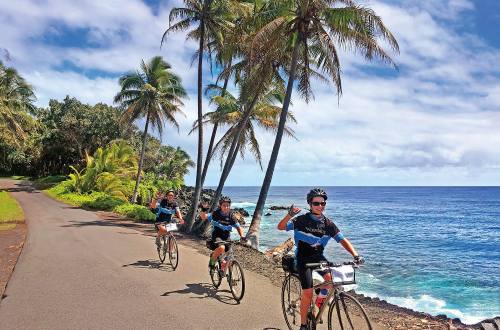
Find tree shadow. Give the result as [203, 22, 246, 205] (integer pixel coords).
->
[161, 282, 237, 305]
[0, 181, 39, 193]
[122, 259, 175, 272]
[61, 219, 147, 231]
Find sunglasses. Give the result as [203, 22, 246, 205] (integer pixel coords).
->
[311, 201, 327, 206]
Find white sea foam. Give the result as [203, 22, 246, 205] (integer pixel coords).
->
[356, 291, 489, 325]
[232, 202, 257, 208]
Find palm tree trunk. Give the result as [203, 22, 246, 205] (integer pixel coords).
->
[210, 92, 261, 210]
[202, 140, 241, 236]
[200, 73, 230, 187]
[209, 138, 241, 209]
[201, 122, 218, 186]
[186, 25, 205, 232]
[131, 111, 151, 203]
[246, 37, 301, 249]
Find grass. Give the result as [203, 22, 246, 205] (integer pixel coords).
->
[0, 191, 24, 230]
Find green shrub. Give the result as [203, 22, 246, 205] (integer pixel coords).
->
[114, 204, 155, 222]
[46, 181, 155, 222]
[36, 175, 67, 184]
[83, 193, 125, 210]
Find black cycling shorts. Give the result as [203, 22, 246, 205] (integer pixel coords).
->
[206, 237, 231, 251]
[296, 255, 329, 289]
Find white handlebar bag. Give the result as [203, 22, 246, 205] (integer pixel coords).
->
[331, 265, 355, 285]
[166, 223, 178, 231]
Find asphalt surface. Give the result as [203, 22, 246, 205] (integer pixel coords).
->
[0, 179, 288, 330]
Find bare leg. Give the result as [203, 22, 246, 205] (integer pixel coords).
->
[300, 288, 313, 325]
[210, 245, 226, 262]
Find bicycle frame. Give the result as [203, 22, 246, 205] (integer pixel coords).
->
[310, 279, 339, 323]
[307, 263, 357, 324]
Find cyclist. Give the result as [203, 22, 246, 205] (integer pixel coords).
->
[199, 196, 246, 273]
[150, 190, 184, 249]
[277, 188, 364, 330]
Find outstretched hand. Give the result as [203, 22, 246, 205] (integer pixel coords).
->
[288, 204, 301, 217]
[354, 255, 365, 265]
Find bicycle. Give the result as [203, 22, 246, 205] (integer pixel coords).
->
[209, 240, 246, 303]
[155, 221, 180, 270]
[281, 260, 372, 330]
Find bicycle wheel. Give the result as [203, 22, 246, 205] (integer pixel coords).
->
[327, 292, 372, 330]
[210, 261, 222, 289]
[281, 273, 302, 330]
[228, 260, 245, 302]
[157, 235, 167, 263]
[167, 235, 179, 270]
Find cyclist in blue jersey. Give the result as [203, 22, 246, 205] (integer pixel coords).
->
[277, 188, 364, 330]
[199, 196, 246, 272]
[150, 190, 184, 249]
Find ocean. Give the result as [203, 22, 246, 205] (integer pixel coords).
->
[217, 186, 500, 325]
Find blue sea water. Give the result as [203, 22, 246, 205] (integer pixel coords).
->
[218, 186, 500, 324]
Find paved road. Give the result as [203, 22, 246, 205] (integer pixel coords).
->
[0, 179, 287, 329]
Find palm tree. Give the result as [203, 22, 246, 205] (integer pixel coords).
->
[114, 56, 187, 203]
[209, 87, 299, 209]
[246, 0, 400, 248]
[191, 87, 297, 235]
[0, 61, 36, 141]
[163, 0, 235, 232]
[152, 145, 195, 182]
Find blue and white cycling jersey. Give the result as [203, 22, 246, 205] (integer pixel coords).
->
[208, 208, 240, 241]
[154, 200, 179, 223]
[286, 213, 344, 261]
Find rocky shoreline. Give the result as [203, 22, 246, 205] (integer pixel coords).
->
[171, 187, 498, 330]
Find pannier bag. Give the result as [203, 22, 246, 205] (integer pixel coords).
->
[282, 253, 296, 273]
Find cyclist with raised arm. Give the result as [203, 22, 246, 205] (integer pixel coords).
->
[277, 188, 364, 330]
[150, 190, 184, 250]
[199, 196, 246, 273]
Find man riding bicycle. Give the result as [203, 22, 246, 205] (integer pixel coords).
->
[277, 188, 364, 330]
[150, 190, 184, 249]
[199, 196, 246, 273]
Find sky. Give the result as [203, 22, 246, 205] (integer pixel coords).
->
[1, 0, 499, 186]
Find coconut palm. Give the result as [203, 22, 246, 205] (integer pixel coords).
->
[114, 56, 187, 203]
[152, 145, 195, 182]
[192, 86, 297, 209]
[246, 0, 400, 248]
[163, 0, 235, 231]
[0, 61, 36, 141]
[191, 87, 297, 235]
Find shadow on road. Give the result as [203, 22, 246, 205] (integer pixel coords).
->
[61, 220, 147, 231]
[122, 259, 175, 272]
[0, 181, 39, 193]
[161, 282, 238, 305]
